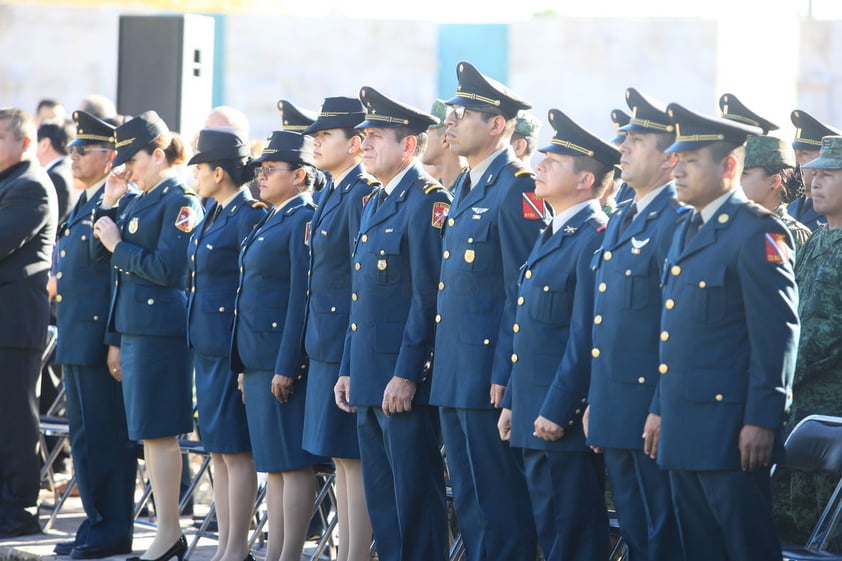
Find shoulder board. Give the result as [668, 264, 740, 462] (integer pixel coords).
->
[744, 201, 774, 217]
[415, 177, 444, 195]
[506, 159, 533, 178]
[249, 200, 269, 210]
[669, 200, 692, 214]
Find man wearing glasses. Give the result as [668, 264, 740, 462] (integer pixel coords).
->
[430, 61, 542, 561]
[52, 111, 137, 558]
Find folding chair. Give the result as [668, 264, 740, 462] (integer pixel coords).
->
[775, 415, 842, 561]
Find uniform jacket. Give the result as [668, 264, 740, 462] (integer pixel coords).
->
[55, 184, 116, 365]
[230, 194, 314, 376]
[653, 191, 798, 471]
[0, 160, 58, 350]
[305, 164, 378, 364]
[47, 157, 74, 224]
[186, 190, 267, 357]
[92, 177, 203, 338]
[503, 201, 606, 451]
[431, 148, 545, 409]
[339, 163, 451, 407]
[587, 185, 687, 449]
[787, 195, 825, 232]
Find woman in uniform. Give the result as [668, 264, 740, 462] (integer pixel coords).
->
[300, 97, 377, 561]
[91, 111, 204, 561]
[230, 131, 324, 561]
[187, 127, 267, 561]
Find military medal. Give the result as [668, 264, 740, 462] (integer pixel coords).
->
[464, 249, 475, 263]
[630, 236, 650, 255]
[128, 217, 139, 234]
[377, 259, 388, 271]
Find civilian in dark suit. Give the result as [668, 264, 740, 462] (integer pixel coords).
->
[0, 107, 58, 537]
[37, 119, 77, 223]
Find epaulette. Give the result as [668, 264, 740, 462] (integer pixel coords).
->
[507, 159, 533, 178]
[669, 199, 692, 214]
[416, 177, 444, 195]
[249, 200, 269, 210]
[744, 200, 774, 217]
[358, 172, 380, 187]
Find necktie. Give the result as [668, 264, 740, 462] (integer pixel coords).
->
[540, 224, 554, 245]
[376, 188, 388, 209]
[77, 191, 88, 208]
[617, 202, 637, 237]
[683, 212, 703, 249]
[205, 204, 222, 229]
[458, 173, 472, 204]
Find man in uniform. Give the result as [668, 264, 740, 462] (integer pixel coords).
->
[511, 111, 540, 168]
[788, 110, 842, 231]
[334, 86, 451, 561]
[431, 61, 541, 561]
[52, 111, 137, 558]
[0, 107, 58, 537]
[646, 103, 798, 561]
[585, 87, 684, 561]
[498, 108, 615, 560]
[610, 108, 634, 207]
[422, 99, 464, 192]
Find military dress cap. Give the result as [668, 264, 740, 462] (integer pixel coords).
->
[802, 136, 842, 170]
[539, 109, 621, 167]
[744, 135, 796, 169]
[187, 126, 251, 166]
[356, 86, 438, 135]
[791, 109, 842, 151]
[719, 93, 779, 134]
[252, 130, 315, 166]
[113, 110, 169, 167]
[609, 108, 631, 144]
[428, 99, 448, 129]
[303, 96, 366, 135]
[665, 102, 762, 153]
[276, 99, 318, 132]
[446, 61, 531, 120]
[619, 87, 673, 135]
[514, 111, 541, 139]
[68, 110, 115, 147]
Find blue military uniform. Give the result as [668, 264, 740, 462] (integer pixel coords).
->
[587, 88, 686, 561]
[502, 109, 615, 561]
[340, 87, 450, 561]
[652, 103, 799, 561]
[429, 61, 540, 561]
[54, 111, 136, 556]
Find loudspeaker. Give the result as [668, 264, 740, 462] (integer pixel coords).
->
[117, 14, 214, 137]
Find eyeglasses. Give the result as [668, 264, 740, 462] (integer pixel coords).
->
[69, 145, 112, 156]
[253, 165, 299, 179]
[446, 105, 503, 121]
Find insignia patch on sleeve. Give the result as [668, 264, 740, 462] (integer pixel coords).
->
[765, 232, 790, 263]
[432, 202, 450, 229]
[175, 206, 198, 232]
[522, 192, 545, 221]
[304, 221, 312, 246]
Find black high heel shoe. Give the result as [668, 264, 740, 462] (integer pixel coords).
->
[126, 534, 187, 561]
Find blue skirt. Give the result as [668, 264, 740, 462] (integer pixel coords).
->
[195, 352, 251, 454]
[302, 359, 360, 459]
[120, 334, 193, 440]
[242, 369, 324, 472]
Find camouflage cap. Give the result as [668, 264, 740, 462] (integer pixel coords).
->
[514, 111, 541, 139]
[802, 136, 842, 170]
[744, 135, 795, 169]
[428, 99, 448, 129]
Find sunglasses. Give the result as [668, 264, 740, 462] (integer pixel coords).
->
[253, 165, 300, 179]
[446, 105, 504, 121]
[69, 145, 112, 156]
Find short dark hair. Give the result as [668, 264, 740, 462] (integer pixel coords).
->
[207, 158, 251, 187]
[37, 120, 75, 154]
[758, 165, 803, 204]
[0, 107, 35, 141]
[572, 155, 614, 198]
[653, 131, 676, 153]
[37, 98, 62, 112]
[392, 127, 428, 157]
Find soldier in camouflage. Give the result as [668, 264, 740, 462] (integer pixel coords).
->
[741, 135, 812, 249]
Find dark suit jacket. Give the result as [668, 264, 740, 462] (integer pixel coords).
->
[47, 157, 74, 225]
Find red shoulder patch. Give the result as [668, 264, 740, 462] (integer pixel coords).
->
[522, 192, 545, 221]
[432, 202, 450, 229]
[765, 232, 790, 263]
[175, 206, 198, 232]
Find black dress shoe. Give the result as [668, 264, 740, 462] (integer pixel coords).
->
[70, 543, 133, 559]
[0, 518, 42, 538]
[125, 534, 186, 561]
[55, 541, 77, 555]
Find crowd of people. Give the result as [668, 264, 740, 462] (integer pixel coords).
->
[0, 59, 841, 561]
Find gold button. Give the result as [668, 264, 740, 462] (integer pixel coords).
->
[517, 296, 525, 306]
[625, 269, 632, 276]
[512, 323, 520, 333]
[191, 286, 196, 293]
[568, 420, 575, 426]
[525, 270, 532, 279]
[240, 266, 244, 273]
[598, 282, 607, 292]
[80, 235, 87, 241]
[443, 250, 451, 259]
[715, 394, 724, 401]
[665, 299, 675, 310]
[671, 265, 681, 276]
[638, 377, 646, 384]
[438, 281, 445, 290]
[60, 250, 66, 258]
[718, 214, 729, 224]
[659, 363, 668, 374]
[93, 315, 99, 321]
[698, 281, 706, 288]
[272, 322, 278, 328]
[483, 339, 490, 345]
[594, 314, 602, 324]
[448, 218, 455, 227]
[147, 298, 155, 305]
[217, 306, 224, 312]
[234, 309, 237, 316]
[511, 353, 518, 363]
[660, 331, 669, 341]
[361, 234, 368, 242]
[191, 255, 195, 261]
[435, 314, 441, 323]
[379, 249, 386, 256]
[467, 237, 474, 243]
[55, 294, 63, 302]
[195, 239, 199, 246]
[352, 293, 358, 301]
[330, 306, 336, 312]
[192, 271, 196, 277]
[355, 263, 361, 270]
[64, 228, 70, 236]
[543, 285, 550, 292]
[592, 348, 600, 358]
[575, 409, 581, 414]
[351, 323, 357, 331]
[604, 250, 612, 261]
[56, 272, 63, 279]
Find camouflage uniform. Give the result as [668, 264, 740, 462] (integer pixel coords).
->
[776, 205, 812, 250]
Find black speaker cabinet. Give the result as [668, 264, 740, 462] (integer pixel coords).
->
[117, 14, 214, 136]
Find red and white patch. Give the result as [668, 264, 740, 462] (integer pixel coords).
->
[522, 192, 545, 221]
[432, 202, 450, 229]
[175, 206, 198, 232]
[304, 221, 312, 246]
[765, 232, 790, 264]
